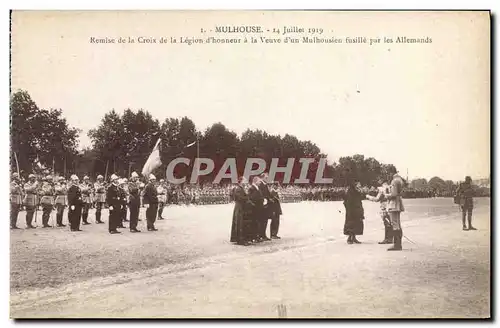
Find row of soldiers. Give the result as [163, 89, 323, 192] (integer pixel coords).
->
[9, 171, 167, 232]
[230, 173, 283, 246]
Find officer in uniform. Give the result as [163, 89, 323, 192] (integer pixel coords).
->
[23, 174, 39, 229]
[366, 178, 393, 244]
[94, 175, 106, 224]
[128, 172, 141, 232]
[67, 175, 83, 231]
[455, 176, 476, 231]
[80, 176, 93, 225]
[385, 174, 405, 251]
[10, 173, 23, 229]
[40, 175, 55, 228]
[106, 174, 121, 234]
[143, 174, 159, 231]
[54, 176, 67, 227]
[157, 179, 166, 220]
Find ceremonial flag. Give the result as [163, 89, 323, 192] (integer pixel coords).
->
[142, 138, 162, 177]
[35, 156, 45, 170]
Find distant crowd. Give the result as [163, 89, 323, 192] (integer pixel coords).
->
[11, 172, 487, 211]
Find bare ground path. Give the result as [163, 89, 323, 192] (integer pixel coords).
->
[10, 198, 490, 318]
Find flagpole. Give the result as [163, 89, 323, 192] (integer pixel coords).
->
[52, 156, 55, 175]
[105, 160, 109, 181]
[14, 152, 20, 176]
[196, 136, 200, 185]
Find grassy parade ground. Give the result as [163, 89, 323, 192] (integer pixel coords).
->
[10, 198, 490, 318]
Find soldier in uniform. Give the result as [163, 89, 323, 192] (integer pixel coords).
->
[118, 178, 129, 227]
[385, 174, 405, 251]
[106, 174, 121, 234]
[94, 175, 106, 224]
[80, 176, 93, 225]
[54, 176, 68, 227]
[67, 175, 83, 232]
[128, 172, 141, 232]
[10, 173, 23, 229]
[455, 176, 476, 231]
[366, 178, 393, 244]
[143, 174, 159, 231]
[157, 179, 166, 220]
[23, 174, 39, 229]
[40, 175, 55, 228]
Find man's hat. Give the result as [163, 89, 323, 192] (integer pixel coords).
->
[83, 176, 89, 180]
[149, 174, 156, 181]
[131, 172, 139, 178]
[28, 174, 35, 179]
[110, 174, 119, 181]
[97, 175, 104, 179]
[70, 174, 79, 181]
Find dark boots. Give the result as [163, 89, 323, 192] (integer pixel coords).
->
[379, 227, 393, 244]
[388, 230, 402, 251]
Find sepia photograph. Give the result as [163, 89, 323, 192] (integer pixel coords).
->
[9, 10, 491, 319]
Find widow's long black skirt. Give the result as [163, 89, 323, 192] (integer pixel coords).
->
[343, 216, 364, 235]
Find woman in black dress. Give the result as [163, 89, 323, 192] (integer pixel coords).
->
[343, 181, 365, 244]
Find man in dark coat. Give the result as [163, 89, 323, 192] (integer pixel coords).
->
[255, 173, 273, 241]
[247, 176, 264, 242]
[230, 177, 251, 246]
[143, 174, 159, 231]
[128, 172, 141, 232]
[106, 174, 121, 234]
[343, 180, 365, 244]
[67, 175, 83, 232]
[269, 184, 283, 239]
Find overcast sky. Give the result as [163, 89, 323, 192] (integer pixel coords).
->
[10, 11, 490, 181]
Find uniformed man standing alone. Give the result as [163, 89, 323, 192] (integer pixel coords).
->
[67, 175, 84, 232]
[40, 175, 55, 228]
[106, 174, 121, 234]
[94, 175, 106, 224]
[128, 172, 141, 233]
[455, 176, 476, 231]
[23, 174, 39, 229]
[10, 172, 23, 229]
[143, 174, 159, 231]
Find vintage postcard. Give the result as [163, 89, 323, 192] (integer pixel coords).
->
[9, 10, 490, 318]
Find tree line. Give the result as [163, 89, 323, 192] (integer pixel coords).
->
[12, 89, 483, 192]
